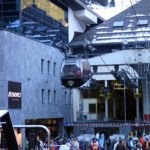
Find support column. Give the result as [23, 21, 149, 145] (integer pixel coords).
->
[135, 80, 140, 122]
[113, 97, 116, 119]
[104, 80, 109, 121]
[135, 96, 140, 122]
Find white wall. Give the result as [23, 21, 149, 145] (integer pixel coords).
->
[68, 8, 86, 42]
[73, 89, 81, 121]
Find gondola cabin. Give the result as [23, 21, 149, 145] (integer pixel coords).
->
[61, 58, 91, 88]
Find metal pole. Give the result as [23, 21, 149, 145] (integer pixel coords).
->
[70, 89, 73, 124]
[124, 75, 126, 123]
[146, 71, 149, 123]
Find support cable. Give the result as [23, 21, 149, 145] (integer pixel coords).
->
[66, 0, 112, 73]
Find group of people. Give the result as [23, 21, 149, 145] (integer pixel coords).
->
[113, 136, 150, 150]
[50, 133, 105, 150]
[24, 133, 150, 150]
[55, 137, 79, 150]
[88, 133, 105, 150]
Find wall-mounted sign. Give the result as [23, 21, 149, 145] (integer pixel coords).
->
[8, 81, 22, 109]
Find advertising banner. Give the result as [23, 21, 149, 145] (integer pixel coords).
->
[8, 81, 22, 109]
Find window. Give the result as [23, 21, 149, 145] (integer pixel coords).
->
[48, 90, 51, 104]
[113, 21, 124, 27]
[54, 90, 57, 104]
[47, 61, 50, 74]
[89, 103, 96, 114]
[137, 19, 148, 25]
[53, 62, 56, 75]
[41, 59, 44, 73]
[41, 89, 44, 103]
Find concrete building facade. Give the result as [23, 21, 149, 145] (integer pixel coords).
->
[0, 30, 72, 148]
[0, 0, 103, 149]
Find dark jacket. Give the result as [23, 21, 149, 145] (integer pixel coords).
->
[116, 143, 125, 150]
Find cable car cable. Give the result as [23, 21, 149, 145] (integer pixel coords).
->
[66, 0, 112, 74]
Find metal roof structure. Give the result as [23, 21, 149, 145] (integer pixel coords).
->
[69, 0, 150, 56]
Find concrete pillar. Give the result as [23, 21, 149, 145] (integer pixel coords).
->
[135, 80, 140, 122]
[135, 96, 140, 122]
[141, 75, 150, 122]
[104, 80, 109, 121]
[113, 97, 116, 118]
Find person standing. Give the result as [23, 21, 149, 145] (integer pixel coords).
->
[74, 138, 79, 150]
[99, 134, 105, 150]
[59, 140, 69, 150]
[139, 137, 144, 147]
[115, 140, 125, 150]
[25, 138, 29, 150]
[143, 138, 150, 150]
[96, 132, 100, 140]
[127, 137, 134, 150]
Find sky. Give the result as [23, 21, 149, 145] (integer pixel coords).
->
[88, 0, 142, 20]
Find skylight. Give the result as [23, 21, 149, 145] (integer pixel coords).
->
[113, 21, 124, 27]
[137, 19, 148, 25]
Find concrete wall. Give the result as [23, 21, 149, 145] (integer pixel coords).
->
[0, 30, 71, 128]
[68, 8, 85, 42]
[74, 126, 94, 136]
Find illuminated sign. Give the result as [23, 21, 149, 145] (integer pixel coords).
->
[8, 81, 22, 109]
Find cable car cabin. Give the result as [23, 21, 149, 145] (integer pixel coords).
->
[61, 58, 91, 88]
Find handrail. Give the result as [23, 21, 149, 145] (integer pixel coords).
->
[0, 124, 51, 150]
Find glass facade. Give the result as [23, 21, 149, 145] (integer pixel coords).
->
[0, 0, 68, 46]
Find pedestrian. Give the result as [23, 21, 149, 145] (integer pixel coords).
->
[134, 138, 142, 150]
[91, 140, 99, 150]
[127, 137, 134, 150]
[80, 139, 85, 150]
[66, 138, 71, 149]
[70, 138, 75, 150]
[96, 132, 100, 140]
[59, 140, 69, 150]
[139, 136, 144, 148]
[74, 138, 79, 150]
[99, 134, 105, 150]
[143, 138, 150, 150]
[115, 140, 125, 150]
[113, 138, 119, 150]
[25, 138, 29, 150]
